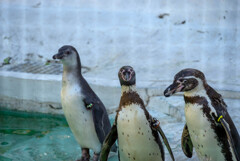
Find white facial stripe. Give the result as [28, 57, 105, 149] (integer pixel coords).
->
[182, 76, 198, 79]
[184, 77, 217, 115]
[176, 76, 197, 84]
[176, 80, 182, 83]
[184, 77, 202, 94]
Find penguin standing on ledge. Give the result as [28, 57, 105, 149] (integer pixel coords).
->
[100, 66, 174, 161]
[53, 45, 117, 161]
[164, 68, 240, 161]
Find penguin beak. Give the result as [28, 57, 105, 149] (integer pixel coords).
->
[52, 52, 64, 60]
[122, 72, 132, 81]
[164, 82, 185, 97]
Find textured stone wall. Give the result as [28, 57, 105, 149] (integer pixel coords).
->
[1, 0, 240, 91]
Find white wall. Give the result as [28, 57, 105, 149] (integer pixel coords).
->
[1, 0, 240, 91]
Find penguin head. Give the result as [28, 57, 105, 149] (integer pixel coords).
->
[118, 66, 136, 86]
[164, 68, 206, 97]
[53, 45, 80, 67]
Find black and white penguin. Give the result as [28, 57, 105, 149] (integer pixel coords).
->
[100, 66, 174, 161]
[53, 45, 117, 161]
[164, 68, 240, 161]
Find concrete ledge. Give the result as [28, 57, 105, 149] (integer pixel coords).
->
[0, 95, 63, 115]
[0, 71, 121, 115]
[1, 69, 240, 120]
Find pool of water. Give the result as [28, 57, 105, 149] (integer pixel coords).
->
[0, 109, 118, 161]
[0, 108, 197, 161]
[1, 98, 239, 161]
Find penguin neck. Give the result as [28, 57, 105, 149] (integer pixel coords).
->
[121, 85, 136, 95]
[62, 63, 82, 87]
[62, 53, 82, 75]
[63, 64, 81, 74]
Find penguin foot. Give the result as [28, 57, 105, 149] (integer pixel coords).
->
[77, 155, 90, 161]
[77, 148, 90, 161]
[92, 152, 99, 161]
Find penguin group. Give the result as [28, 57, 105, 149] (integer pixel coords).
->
[53, 45, 240, 161]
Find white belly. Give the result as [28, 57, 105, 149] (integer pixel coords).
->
[117, 104, 163, 161]
[61, 85, 101, 153]
[185, 103, 233, 161]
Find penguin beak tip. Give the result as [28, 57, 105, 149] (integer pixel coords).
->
[163, 84, 176, 97]
[52, 53, 61, 60]
[164, 93, 171, 97]
[163, 90, 171, 97]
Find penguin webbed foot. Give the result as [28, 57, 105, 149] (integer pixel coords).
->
[92, 153, 99, 161]
[77, 148, 90, 161]
[181, 124, 193, 158]
[77, 156, 90, 161]
[77, 155, 90, 161]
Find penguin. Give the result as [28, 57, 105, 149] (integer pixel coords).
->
[164, 68, 240, 161]
[52, 45, 117, 161]
[100, 66, 174, 161]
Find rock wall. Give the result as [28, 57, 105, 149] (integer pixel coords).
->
[1, 0, 240, 91]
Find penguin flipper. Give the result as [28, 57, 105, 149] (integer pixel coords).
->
[90, 100, 118, 152]
[219, 117, 240, 161]
[208, 89, 240, 161]
[83, 96, 117, 152]
[83, 97, 110, 143]
[181, 124, 193, 158]
[158, 126, 175, 161]
[100, 123, 118, 161]
[151, 118, 175, 161]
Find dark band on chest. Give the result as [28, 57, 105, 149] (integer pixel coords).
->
[184, 96, 208, 105]
[116, 91, 148, 121]
[119, 92, 145, 108]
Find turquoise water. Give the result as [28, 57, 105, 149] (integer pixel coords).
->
[2, 100, 239, 161]
[0, 109, 118, 161]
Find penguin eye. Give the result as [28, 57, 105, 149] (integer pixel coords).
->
[66, 51, 70, 55]
[129, 69, 133, 72]
[178, 78, 186, 83]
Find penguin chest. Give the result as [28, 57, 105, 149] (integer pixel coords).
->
[117, 104, 163, 161]
[61, 85, 101, 152]
[185, 103, 227, 161]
